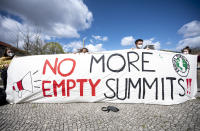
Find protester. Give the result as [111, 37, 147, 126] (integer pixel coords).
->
[0, 48, 14, 105]
[181, 46, 191, 54]
[79, 48, 89, 53]
[134, 39, 143, 49]
[0, 48, 15, 89]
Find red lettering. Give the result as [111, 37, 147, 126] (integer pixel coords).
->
[42, 79, 100, 97]
[42, 81, 52, 97]
[43, 58, 58, 75]
[67, 79, 76, 96]
[53, 80, 65, 96]
[89, 79, 101, 96]
[186, 78, 192, 94]
[58, 58, 76, 77]
[77, 79, 88, 96]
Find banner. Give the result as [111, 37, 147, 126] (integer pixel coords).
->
[6, 49, 198, 105]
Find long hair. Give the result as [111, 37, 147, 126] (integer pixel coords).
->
[78, 48, 89, 53]
[3, 47, 14, 59]
[181, 46, 191, 54]
[3, 47, 11, 57]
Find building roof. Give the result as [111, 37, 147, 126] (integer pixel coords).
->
[0, 41, 27, 55]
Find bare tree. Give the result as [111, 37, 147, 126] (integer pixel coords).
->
[14, 24, 65, 55]
[31, 34, 44, 55]
[16, 24, 46, 55]
[16, 26, 33, 54]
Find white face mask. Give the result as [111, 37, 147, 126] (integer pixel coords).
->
[8, 53, 14, 57]
[137, 45, 143, 49]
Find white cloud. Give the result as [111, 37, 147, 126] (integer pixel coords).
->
[86, 43, 105, 52]
[92, 35, 108, 41]
[63, 35, 107, 52]
[176, 20, 200, 50]
[165, 41, 172, 45]
[63, 41, 82, 52]
[0, 16, 55, 48]
[120, 36, 160, 49]
[121, 36, 135, 46]
[176, 36, 200, 50]
[143, 38, 161, 50]
[92, 35, 100, 40]
[102, 36, 108, 41]
[63, 41, 105, 52]
[0, 0, 93, 46]
[178, 20, 200, 38]
[0, 16, 21, 46]
[89, 39, 94, 43]
[83, 37, 87, 41]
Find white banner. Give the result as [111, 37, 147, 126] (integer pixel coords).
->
[6, 49, 198, 105]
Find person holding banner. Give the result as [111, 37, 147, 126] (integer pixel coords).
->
[135, 39, 144, 49]
[0, 48, 14, 105]
[79, 48, 89, 53]
[181, 46, 191, 54]
[133, 39, 150, 50]
[0, 48, 15, 89]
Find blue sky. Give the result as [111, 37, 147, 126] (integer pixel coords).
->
[0, 0, 200, 52]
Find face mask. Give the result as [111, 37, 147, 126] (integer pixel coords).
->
[8, 53, 14, 57]
[137, 45, 143, 49]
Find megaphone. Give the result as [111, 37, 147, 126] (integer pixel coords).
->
[12, 71, 33, 98]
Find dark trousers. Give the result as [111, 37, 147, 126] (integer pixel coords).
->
[0, 68, 7, 105]
[1, 68, 7, 90]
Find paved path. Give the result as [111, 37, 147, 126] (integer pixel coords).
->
[0, 69, 200, 131]
[0, 99, 200, 131]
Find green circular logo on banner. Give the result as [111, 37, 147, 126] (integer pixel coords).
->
[172, 54, 190, 77]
